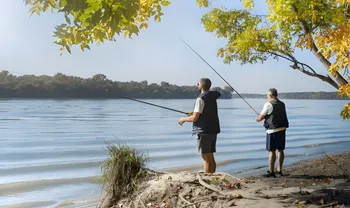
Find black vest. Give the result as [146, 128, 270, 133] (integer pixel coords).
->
[264, 99, 289, 130]
[192, 91, 221, 135]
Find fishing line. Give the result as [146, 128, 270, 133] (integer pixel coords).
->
[178, 37, 259, 115]
[117, 95, 188, 115]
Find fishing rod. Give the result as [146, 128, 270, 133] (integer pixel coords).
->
[117, 95, 189, 115]
[178, 37, 259, 115]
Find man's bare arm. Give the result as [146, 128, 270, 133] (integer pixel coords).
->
[178, 112, 200, 125]
[256, 114, 265, 122]
[184, 112, 200, 122]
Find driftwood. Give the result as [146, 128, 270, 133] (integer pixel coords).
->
[136, 194, 147, 208]
[180, 198, 212, 208]
[179, 194, 196, 208]
[196, 174, 231, 196]
[323, 150, 350, 180]
[181, 195, 236, 208]
[321, 202, 340, 208]
[212, 172, 244, 183]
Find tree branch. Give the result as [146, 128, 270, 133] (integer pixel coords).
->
[247, 20, 341, 89]
[196, 174, 230, 196]
[262, 50, 340, 89]
[293, 64, 340, 89]
[290, 4, 348, 86]
[287, 53, 318, 74]
[179, 194, 195, 208]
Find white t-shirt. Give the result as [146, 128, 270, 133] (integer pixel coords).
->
[193, 98, 205, 114]
[261, 101, 286, 134]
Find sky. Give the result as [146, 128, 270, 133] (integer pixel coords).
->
[0, 0, 337, 93]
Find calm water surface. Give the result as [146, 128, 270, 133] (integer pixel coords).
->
[0, 99, 349, 207]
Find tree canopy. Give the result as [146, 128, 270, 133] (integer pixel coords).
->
[25, 0, 170, 54]
[200, 0, 350, 119]
[25, 0, 350, 119]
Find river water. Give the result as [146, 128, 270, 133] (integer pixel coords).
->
[0, 99, 349, 207]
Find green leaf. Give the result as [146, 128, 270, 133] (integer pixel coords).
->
[196, 0, 209, 8]
[95, 30, 106, 42]
[140, 23, 148, 29]
[65, 45, 71, 54]
[124, 31, 129, 38]
[76, 32, 82, 43]
[26, 0, 172, 54]
[43, 2, 49, 11]
[243, 0, 254, 10]
[65, 14, 71, 24]
[154, 15, 161, 22]
[29, 6, 37, 16]
[161, 1, 171, 6]
[130, 25, 139, 35]
[80, 43, 91, 51]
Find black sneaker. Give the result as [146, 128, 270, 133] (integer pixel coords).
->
[276, 171, 283, 177]
[263, 171, 276, 178]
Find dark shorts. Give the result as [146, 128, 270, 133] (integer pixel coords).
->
[197, 134, 217, 154]
[266, 130, 286, 151]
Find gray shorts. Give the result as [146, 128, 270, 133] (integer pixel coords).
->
[196, 134, 217, 154]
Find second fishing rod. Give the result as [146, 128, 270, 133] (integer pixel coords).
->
[178, 37, 259, 116]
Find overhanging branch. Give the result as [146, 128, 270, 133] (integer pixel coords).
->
[290, 4, 348, 86]
[260, 50, 340, 89]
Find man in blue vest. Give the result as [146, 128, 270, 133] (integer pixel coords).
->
[178, 78, 221, 173]
[256, 88, 289, 177]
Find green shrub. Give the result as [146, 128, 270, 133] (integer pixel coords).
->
[100, 143, 148, 202]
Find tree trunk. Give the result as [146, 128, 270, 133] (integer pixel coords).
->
[291, 4, 348, 86]
[308, 41, 348, 86]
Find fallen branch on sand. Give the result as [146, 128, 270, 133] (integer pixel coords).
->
[196, 174, 231, 196]
[135, 194, 147, 208]
[179, 194, 195, 208]
[323, 150, 349, 180]
[213, 172, 244, 183]
[180, 196, 235, 208]
[321, 202, 340, 207]
[181, 198, 212, 208]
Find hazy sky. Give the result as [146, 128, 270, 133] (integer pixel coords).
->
[0, 0, 336, 93]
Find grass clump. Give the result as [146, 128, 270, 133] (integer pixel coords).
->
[100, 143, 148, 204]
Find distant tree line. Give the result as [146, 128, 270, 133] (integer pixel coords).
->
[0, 71, 232, 99]
[231, 92, 348, 100]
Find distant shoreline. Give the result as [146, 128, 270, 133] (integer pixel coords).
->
[1, 70, 348, 100]
[231, 92, 349, 100]
[0, 94, 348, 100]
[0, 98, 347, 100]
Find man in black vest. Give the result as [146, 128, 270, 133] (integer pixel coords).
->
[178, 78, 221, 173]
[256, 88, 289, 177]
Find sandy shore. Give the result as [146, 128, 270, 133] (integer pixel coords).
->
[243, 151, 350, 207]
[99, 151, 350, 208]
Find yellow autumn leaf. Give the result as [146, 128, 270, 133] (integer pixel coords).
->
[243, 0, 254, 10]
[161, 1, 171, 6]
[196, 0, 209, 8]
